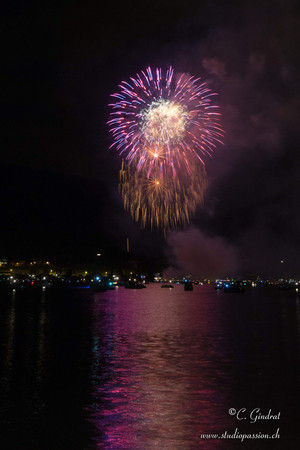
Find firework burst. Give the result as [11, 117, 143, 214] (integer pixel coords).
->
[108, 66, 223, 231]
[108, 66, 223, 176]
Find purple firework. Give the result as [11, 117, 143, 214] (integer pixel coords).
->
[108, 66, 224, 177]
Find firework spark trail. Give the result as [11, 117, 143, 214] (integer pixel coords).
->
[119, 159, 207, 232]
[108, 66, 223, 231]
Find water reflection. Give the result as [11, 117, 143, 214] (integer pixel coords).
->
[0, 289, 95, 449]
[2, 290, 16, 387]
[88, 285, 234, 448]
[0, 284, 299, 449]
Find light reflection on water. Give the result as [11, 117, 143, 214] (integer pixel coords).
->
[0, 284, 299, 449]
[86, 284, 299, 449]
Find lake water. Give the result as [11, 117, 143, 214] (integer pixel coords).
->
[0, 284, 299, 449]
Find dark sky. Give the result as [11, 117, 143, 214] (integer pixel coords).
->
[2, 0, 300, 277]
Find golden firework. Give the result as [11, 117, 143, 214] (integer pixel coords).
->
[119, 159, 206, 231]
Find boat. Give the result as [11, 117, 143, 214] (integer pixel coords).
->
[278, 282, 291, 291]
[125, 281, 145, 289]
[106, 281, 115, 290]
[92, 280, 107, 292]
[184, 281, 194, 291]
[223, 281, 245, 293]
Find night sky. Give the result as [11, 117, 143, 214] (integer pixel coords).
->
[2, 0, 300, 278]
